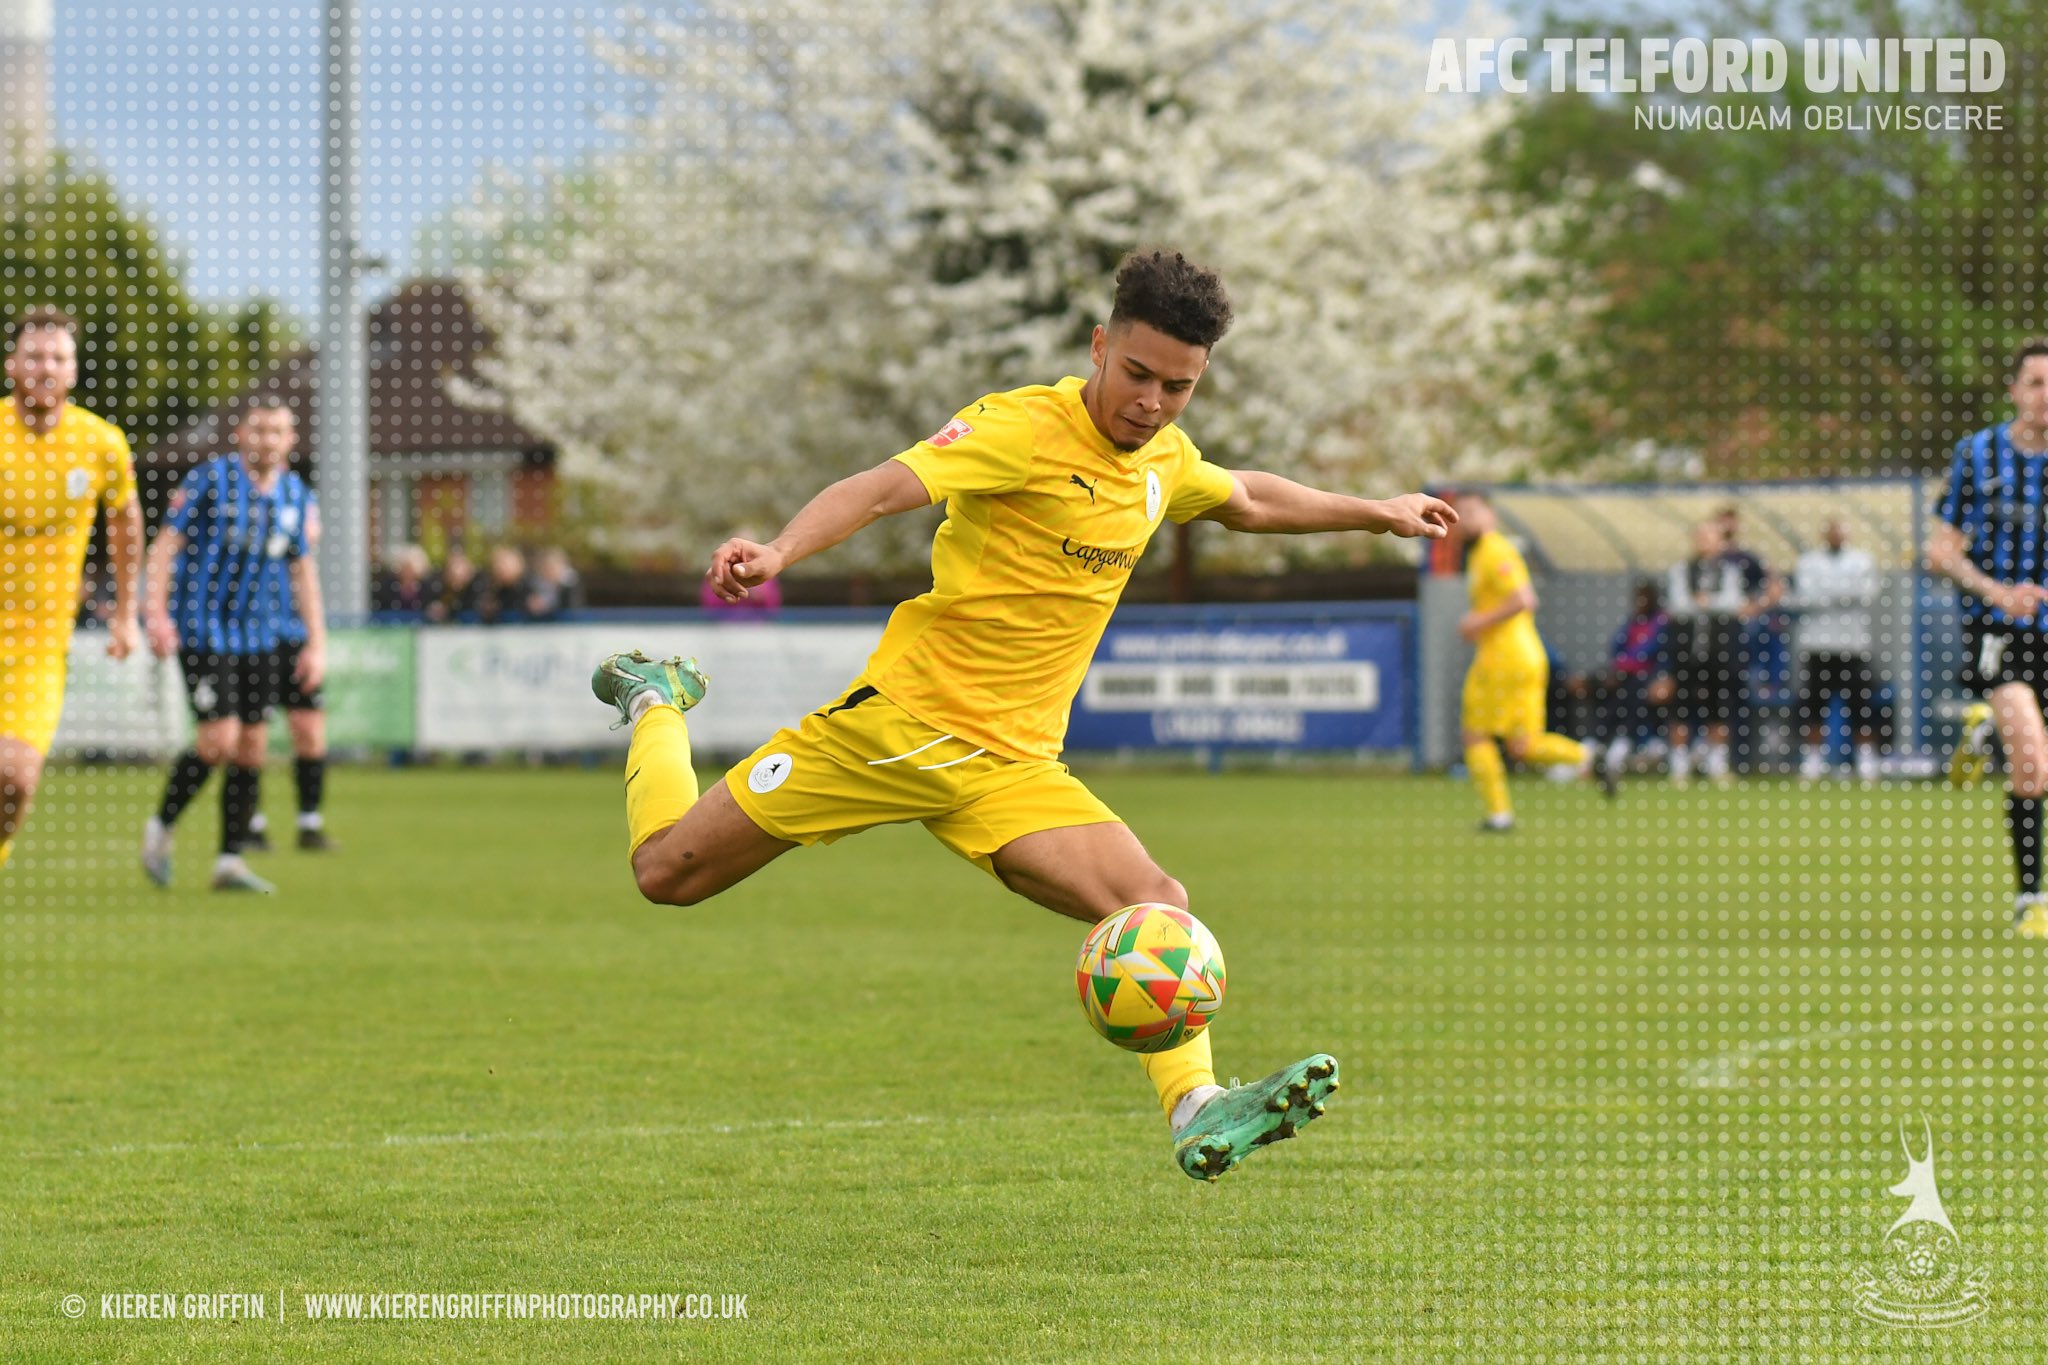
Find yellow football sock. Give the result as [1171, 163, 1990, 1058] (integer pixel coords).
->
[0, 838, 12, 870]
[1465, 740, 1510, 818]
[1141, 1029, 1216, 1119]
[626, 705, 699, 856]
[1520, 732, 1587, 770]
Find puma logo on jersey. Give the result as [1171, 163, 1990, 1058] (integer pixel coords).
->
[1068, 474, 1098, 503]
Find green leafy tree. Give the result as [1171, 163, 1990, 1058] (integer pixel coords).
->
[0, 155, 298, 462]
[1495, 0, 2042, 475]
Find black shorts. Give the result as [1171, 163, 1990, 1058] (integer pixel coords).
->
[1797, 651, 1880, 732]
[274, 640, 323, 713]
[180, 649, 284, 725]
[1960, 623, 2048, 700]
[1671, 656, 1743, 727]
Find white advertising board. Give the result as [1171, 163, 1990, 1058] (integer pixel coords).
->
[51, 629, 186, 756]
[413, 624, 881, 752]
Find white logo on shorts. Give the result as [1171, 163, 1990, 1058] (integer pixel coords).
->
[748, 752, 794, 794]
[1145, 469, 1162, 523]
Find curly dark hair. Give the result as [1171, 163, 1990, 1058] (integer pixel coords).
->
[1109, 250, 1233, 350]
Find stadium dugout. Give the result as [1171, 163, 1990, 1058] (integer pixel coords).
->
[1418, 477, 1957, 775]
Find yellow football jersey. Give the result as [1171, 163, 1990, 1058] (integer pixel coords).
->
[0, 399, 136, 654]
[872, 376, 1237, 760]
[1465, 530, 1545, 672]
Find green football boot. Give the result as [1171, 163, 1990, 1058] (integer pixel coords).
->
[590, 650, 709, 729]
[1172, 1053, 1339, 1182]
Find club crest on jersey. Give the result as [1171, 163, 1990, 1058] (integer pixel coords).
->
[65, 468, 90, 501]
[927, 417, 973, 448]
[1145, 469, 1162, 522]
[279, 505, 300, 534]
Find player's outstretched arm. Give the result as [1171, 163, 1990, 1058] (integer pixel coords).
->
[1198, 470, 1455, 539]
[1927, 519, 2048, 619]
[705, 459, 932, 602]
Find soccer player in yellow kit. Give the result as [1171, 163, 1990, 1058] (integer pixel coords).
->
[1455, 491, 1610, 832]
[592, 252, 1455, 1180]
[0, 306, 143, 867]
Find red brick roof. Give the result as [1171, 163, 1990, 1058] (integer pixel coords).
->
[145, 279, 551, 472]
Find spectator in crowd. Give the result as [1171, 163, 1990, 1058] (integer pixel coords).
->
[372, 544, 438, 619]
[1588, 577, 1670, 778]
[429, 547, 481, 623]
[1791, 516, 1884, 784]
[477, 545, 535, 624]
[527, 546, 585, 620]
[1653, 518, 1774, 785]
[1717, 501, 1791, 701]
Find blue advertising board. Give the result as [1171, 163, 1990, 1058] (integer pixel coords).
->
[1063, 604, 1416, 753]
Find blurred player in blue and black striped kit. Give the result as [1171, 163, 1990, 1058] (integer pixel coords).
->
[1928, 340, 2048, 936]
[138, 395, 327, 893]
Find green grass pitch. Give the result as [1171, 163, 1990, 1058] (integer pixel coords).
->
[4, 763, 2045, 1361]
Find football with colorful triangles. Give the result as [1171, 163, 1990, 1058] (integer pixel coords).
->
[1075, 904, 1226, 1053]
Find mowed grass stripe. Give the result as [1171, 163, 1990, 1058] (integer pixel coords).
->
[2, 763, 2042, 1362]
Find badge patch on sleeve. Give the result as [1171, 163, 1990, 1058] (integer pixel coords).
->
[927, 417, 973, 448]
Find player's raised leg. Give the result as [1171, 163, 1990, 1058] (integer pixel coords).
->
[592, 649, 796, 905]
[991, 820, 1339, 1182]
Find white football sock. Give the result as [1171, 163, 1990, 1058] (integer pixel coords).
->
[627, 690, 665, 725]
[1171, 1084, 1227, 1133]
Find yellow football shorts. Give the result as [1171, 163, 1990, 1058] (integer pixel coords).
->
[0, 652, 70, 754]
[724, 681, 1120, 876]
[1461, 658, 1548, 739]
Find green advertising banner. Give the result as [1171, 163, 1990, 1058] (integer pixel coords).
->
[312, 627, 416, 748]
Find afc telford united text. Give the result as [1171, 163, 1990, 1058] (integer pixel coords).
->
[1428, 37, 2006, 95]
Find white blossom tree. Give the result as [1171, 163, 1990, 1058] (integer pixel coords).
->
[461, 0, 1567, 572]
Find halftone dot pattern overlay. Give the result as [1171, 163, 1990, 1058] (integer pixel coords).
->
[3, 2, 2046, 1361]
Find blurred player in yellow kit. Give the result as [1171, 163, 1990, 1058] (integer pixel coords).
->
[0, 307, 142, 866]
[1456, 491, 1612, 832]
[590, 252, 1456, 1180]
